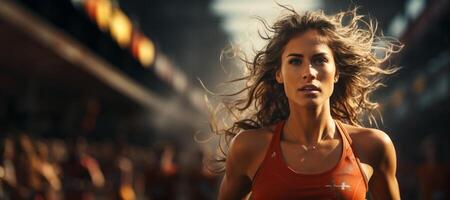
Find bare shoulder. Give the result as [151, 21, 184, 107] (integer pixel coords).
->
[228, 125, 275, 162]
[342, 123, 394, 146]
[341, 123, 396, 166]
[231, 125, 274, 150]
[227, 125, 276, 178]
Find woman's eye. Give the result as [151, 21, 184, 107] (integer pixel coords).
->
[312, 57, 328, 66]
[288, 58, 302, 65]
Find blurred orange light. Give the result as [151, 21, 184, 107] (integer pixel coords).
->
[131, 31, 141, 57]
[84, 0, 98, 21]
[131, 32, 156, 67]
[95, 0, 112, 31]
[109, 9, 132, 48]
[137, 37, 156, 67]
[119, 185, 136, 200]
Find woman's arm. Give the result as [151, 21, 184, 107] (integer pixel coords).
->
[368, 130, 401, 200]
[218, 132, 254, 200]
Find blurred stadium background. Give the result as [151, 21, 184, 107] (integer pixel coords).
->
[0, 0, 448, 199]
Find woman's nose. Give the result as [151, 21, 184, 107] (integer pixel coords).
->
[302, 63, 317, 80]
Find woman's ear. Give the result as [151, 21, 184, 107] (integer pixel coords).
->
[275, 68, 283, 84]
[334, 70, 340, 83]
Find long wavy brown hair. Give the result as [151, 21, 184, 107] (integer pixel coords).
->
[207, 6, 402, 173]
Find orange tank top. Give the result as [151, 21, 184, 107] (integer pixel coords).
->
[251, 120, 369, 200]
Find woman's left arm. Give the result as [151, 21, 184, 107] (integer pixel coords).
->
[368, 130, 401, 200]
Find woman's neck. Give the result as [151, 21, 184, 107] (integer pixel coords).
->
[283, 101, 336, 145]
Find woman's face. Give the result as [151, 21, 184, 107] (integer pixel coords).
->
[276, 29, 338, 108]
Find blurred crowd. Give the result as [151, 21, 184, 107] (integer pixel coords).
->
[398, 134, 450, 200]
[0, 133, 219, 200]
[1, 131, 449, 200]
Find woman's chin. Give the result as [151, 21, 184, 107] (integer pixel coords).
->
[294, 99, 323, 108]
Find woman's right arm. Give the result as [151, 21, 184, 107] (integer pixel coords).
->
[218, 132, 254, 200]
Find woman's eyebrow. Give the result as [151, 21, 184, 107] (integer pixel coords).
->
[287, 53, 303, 57]
[312, 52, 328, 58]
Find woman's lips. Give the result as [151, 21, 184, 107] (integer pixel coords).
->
[298, 85, 320, 94]
[298, 88, 320, 94]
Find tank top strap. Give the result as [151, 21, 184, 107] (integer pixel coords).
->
[335, 120, 369, 191]
[336, 120, 352, 145]
[272, 120, 284, 148]
[251, 120, 285, 187]
[264, 120, 285, 160]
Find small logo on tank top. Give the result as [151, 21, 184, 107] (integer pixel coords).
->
[325, 181, 351, 191]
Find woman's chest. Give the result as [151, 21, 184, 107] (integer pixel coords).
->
[251, 169, 367, 200]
